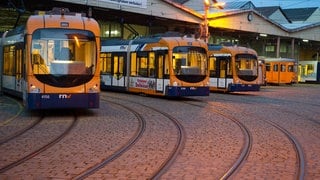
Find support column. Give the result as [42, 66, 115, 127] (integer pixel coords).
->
[291, 38, 295, 59]
[276, 36, 280, 58]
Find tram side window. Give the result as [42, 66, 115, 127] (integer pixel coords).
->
[157, 54, 164, 79]
[288, 65, 294, 72]
[266, 63, 271, 71]
[209, 56, 216, 77]
[100, 53, 112, 73]
[138, 56, 148, 77]
[3, 46, 15, 75]
[164, 54, 169, 77]
[273, 64, 278, 72]
[131, 53, 137, 76]
[134, 52, 156, 78]
[281, 64, 286, 72]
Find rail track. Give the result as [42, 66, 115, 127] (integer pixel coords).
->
[0, 111, 78, 173]
[181, 100, 252, 179]
[77, 94, 186, 179]
[73, 98, 146, 179]
[184, 99, 306, 179]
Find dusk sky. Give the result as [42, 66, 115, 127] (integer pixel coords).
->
[222, 0, 320, 8]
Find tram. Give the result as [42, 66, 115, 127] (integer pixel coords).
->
[0, 8, 100, 109]
[100, 33, 210, 97]
[207, 45, 260, 92]
[298, 60, 320, 83]
[260, 57, 298, 84]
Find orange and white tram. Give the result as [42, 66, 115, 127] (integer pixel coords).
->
[207, 45, 260, 92]
[0, 8, 100, 109]
[100, 34, 210, 97]
[261, 57, 298, 84]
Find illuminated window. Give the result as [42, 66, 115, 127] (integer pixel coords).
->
[100, 21, 122, 38]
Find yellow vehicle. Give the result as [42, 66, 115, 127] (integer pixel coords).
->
[0, 8, 100, 109]
[100, 33, 210, 97]
[261, 57, 298, 84]
[298, 60, 320, 83]
[208, 45, 260, 92]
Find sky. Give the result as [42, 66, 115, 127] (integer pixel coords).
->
[222, 0, 320, 8]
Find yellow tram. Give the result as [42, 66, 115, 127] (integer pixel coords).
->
[0, 8, 100, 109]
[100, 33, 210, 97]
[260, 57, 298, 85]
[208, 45, 260, 92]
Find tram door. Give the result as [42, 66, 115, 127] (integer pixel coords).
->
[15, 44, 23, 93]
[155, 52, 165, 93]
[216, 56, 230, 89]
[111, 53, 126, 88]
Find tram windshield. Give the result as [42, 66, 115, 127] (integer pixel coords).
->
[31, 28, 96, 76]
[235, 54, 258, 81]
[172, 46, 207, 77]
[30, 28, 97, 87]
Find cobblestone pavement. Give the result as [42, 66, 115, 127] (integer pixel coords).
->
[0, 83, 319, 179]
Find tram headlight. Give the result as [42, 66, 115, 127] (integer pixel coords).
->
[89, 84, 99, 93]
[30, 85, 40, 93]
[173, 81, 178, 86]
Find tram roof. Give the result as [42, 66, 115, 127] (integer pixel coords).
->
[259, 57, 297, 62]
[101, 32, 192, 46]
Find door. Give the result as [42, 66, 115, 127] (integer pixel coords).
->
[111, 53, 126, 88]
[15, 45, 23, 93]
[216, 56, 229, 89]
[155, 52, 165, 93]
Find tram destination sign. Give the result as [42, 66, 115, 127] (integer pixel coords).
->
[101, 0, 147, 8]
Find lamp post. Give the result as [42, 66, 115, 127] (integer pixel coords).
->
[203, 0, 224, 43]
[203, 0, 210, 43]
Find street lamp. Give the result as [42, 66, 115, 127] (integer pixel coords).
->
[203, 0, 210, 43]
[203, 0, 225, 42]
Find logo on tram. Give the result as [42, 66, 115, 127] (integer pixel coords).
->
[59, 94, 72, 99]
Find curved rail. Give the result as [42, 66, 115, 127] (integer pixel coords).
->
[0, 114, 43, 145]
[99, 94, 186, 179]
[211, 101, 305, 179]
[262, 119, 305, 180]
[0, 112, 78, 173]
[182, 101, 252, 179]
[0, 96, 23, 127]
[73, 98, 146, 179]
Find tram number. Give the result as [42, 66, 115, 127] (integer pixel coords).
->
[41, 95, 50, 99]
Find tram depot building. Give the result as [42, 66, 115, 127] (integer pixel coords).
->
[1, 0, 320, 63]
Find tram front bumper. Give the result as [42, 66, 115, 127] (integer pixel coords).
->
[228, 84, 260, 92]
[26, 93, 100, 109]
[166, 86, 210, 97]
